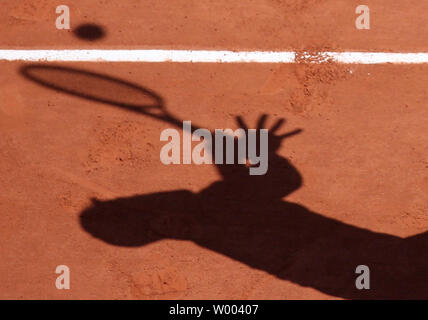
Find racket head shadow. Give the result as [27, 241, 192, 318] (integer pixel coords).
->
[19, 64, 168, 119]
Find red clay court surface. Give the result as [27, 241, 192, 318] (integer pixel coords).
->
[0, 0, 427, 299]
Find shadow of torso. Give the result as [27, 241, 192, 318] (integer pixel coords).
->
[80, 151, 428, 299]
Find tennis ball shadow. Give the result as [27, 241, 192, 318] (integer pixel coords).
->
[74, 23, 106, 41]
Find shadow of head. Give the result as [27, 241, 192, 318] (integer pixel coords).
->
[80, 191, 199, 246]
[74, 23, 106, 41]
[80, 198, 158, 247]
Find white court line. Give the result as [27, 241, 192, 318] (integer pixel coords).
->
[1, 49, 428, 64]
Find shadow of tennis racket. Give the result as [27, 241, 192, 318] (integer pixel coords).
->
[20, 64, 184, 128]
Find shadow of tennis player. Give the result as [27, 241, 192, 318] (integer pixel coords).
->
[20, 64, 428, 299]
